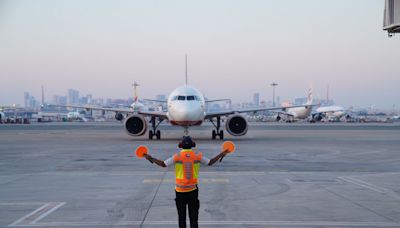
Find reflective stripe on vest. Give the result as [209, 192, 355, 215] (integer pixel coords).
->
[173, 149, 202, 192]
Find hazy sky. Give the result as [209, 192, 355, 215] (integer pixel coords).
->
[0, 0, 399, 109]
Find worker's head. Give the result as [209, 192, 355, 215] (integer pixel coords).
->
[179, 136, 196, 149]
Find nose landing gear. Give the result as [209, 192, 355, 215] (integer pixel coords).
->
[210, 116, 224, 140]
[149, 117, 163, 140]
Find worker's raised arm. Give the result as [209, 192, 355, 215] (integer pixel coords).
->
[208, 150, 229, 166]
[144, 154, 166, 167]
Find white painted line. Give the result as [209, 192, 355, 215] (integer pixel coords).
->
[201, 171, 265, 176]
[8, 203, 51, 227]
[338, 176, 388, 194]
[37, 171, 164, 176]
[7, 220, 400, 227]
[30, 202, 66, 224]
[0, 202, 47, 206]
[8, 202, 66, 227]
[143, 178, 229, 183]
[33, 171, 265, 176]
[339, 176, 400, 201]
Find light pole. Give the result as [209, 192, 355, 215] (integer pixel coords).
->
[270, 82, 278, 107]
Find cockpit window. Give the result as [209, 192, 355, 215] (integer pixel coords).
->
[186, 96, 195, 100]
[177, 96, 186, 100]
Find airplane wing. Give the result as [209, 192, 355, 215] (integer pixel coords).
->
[205, 105, 313, 119]
[137, 110, 168, 119]
[49, 104, 133, 113]
[142, 99, 167, 103]
[272, 110, 295, 117]
[48, 104, 168, 119]
[206, 99, 231, 103]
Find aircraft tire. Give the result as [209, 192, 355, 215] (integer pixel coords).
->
[149, 130, 153, 140]
[156, 130, 161, 140]
[219, 130, 224, 140]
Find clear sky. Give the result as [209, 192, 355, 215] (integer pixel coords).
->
[0, 0, 399, 109]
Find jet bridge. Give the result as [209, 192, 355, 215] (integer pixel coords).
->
[383, 0, 400, 36]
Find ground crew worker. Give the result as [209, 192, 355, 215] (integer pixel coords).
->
[143, 136, 229, 228]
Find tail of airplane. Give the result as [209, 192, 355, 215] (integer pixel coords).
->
[132, 81, 139, 103]
[306, 85, 313, 105]
[185, 54, 188, 86]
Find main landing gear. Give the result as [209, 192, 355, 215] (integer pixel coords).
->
[149, 117, 163, 140]
[210, 116, 224, 140]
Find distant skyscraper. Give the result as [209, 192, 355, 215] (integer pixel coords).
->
[86, 94, 93, 104]
[53, 95, 67, 105]
[67, 89, 79, 105]
[24, 92, 38, 108]
[253, 93, 260, 107]
[24, 92, 30, 108]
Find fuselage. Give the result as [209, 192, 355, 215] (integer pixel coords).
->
[316, 106, 345, 118]
[166, 86, 206, 126]
[287, 106, 313, 119]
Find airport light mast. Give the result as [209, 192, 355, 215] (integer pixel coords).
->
[270, 82, 278, 107]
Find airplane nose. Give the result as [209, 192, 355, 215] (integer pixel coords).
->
[172, 103, 203, 120]
[183, 106, 202, 119]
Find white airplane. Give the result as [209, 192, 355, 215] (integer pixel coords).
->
[57, 83, 313, 139]
[312, 105, 346, 122]
[275, 87, 313, 122]
[114, 81, 147, 121]
[130, 81, 146, 111]
[67, 111, 88, 122]
[52, 57, 312, 139]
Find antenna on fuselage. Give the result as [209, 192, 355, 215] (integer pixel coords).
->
[185, 54, 188, 86]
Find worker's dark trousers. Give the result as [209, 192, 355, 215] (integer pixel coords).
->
[175, 188, 199, 228]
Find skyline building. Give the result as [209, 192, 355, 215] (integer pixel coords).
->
[67, 89, 79, 105]
[253, 93, 260, 107]
[24, 92, 38, 109]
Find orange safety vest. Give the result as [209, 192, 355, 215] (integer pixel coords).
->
[173, 149, 202, 192]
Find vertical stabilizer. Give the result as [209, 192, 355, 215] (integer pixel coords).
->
[307, 85, 313, 105]
[185, 54, 188, 86]
[132, 81, 139, 103]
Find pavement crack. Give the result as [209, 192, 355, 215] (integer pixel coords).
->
[139, 170, 167, 228]
[323, 186, 398, 223]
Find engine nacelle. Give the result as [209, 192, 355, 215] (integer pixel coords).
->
[225, 114, 248, 136]
[115, 112, 124, 121]
[312, 113, 323, 122]
[124, 114, 147, 136]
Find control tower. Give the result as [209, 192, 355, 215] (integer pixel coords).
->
[383, 0, 400, 36]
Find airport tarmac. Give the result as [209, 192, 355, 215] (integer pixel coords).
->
[1, 122, 400, 227]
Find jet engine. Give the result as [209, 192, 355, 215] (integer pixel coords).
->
[124, 114, 147, 136]
[225, 114, 248, 136]
[115, 112, 124, 121]
[312, 113, 323, 122]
